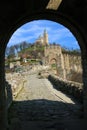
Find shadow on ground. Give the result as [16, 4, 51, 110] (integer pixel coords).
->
[8, 99, 86, 130]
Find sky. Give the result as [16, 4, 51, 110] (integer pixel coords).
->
[7, 20, 80, 50]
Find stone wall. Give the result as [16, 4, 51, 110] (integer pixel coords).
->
[48, 74, 83, 103]
[5, 72, 27, 108]
[63, 52, 82, 82]
[44, 45, 61, 64]
[44, 45, 82, 81]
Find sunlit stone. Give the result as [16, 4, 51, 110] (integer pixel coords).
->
[46, 0, 62, 10]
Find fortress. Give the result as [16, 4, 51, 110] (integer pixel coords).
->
[44, 45, 82, 82]
[9, 30, 82, 82]
[36, 30, 82, 82]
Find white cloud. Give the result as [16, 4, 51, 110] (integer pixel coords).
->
[7, 20, 79, 49]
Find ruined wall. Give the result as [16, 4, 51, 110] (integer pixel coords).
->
[63, 52, 82, 82]
[44, 45, 61, 64]
[68, 54, 82, 72]
[44, 45, 82, 82]
[44, 45, 65, 78]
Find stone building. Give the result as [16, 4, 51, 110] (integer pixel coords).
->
[44, 45, 82, 81]
[35, 29, 49, 46]
[35, 30, 82, 81]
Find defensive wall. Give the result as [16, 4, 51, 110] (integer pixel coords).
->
[44, 45, 82, 81]
[48, 74, 83, 103]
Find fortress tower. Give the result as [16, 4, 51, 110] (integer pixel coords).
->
[35, 29, 49, 46]
[43, 29, 49, 46]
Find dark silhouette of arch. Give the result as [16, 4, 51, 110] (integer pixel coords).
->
[0, 1, 87, 129]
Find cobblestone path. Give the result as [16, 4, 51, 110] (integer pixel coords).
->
[8, 74, 82, 130]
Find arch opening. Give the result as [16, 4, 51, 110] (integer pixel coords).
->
[5, 18, 84, 126]
[6, 19, 82, 82]
[3, 11, 87, 130]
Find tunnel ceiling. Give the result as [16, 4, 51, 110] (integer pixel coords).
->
[0, 0, 87, 47]
[0, 0, 86, 26]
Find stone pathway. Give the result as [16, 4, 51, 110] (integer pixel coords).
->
[8, 74, 82, 130]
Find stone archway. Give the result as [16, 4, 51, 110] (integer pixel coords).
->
[50, 58, 57, 65]
[1, 10, 87, 129]
[44, 44, 65, 78]
[50, 58, 58, 75]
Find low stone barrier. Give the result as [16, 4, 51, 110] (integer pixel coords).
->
[48, 75, 83, 103]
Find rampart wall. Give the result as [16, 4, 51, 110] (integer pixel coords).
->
[44, 45, 82, 81]
[48, 74, 83, 103]
[63, 52, 82, 81]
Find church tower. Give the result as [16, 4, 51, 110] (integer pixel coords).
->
[43, 29, 49, 46]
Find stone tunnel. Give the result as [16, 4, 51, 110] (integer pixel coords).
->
[0, 0, 87, 129]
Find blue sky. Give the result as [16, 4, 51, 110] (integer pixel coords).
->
[8, 20, 80, 49]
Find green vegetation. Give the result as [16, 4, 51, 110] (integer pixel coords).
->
[5, 41, 81, 67]
[51, 64, 57, 70]
[62, 47, 81, 56]
[5, 42, 45, 65]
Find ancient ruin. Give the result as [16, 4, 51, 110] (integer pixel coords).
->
[44, 44, 82, 81]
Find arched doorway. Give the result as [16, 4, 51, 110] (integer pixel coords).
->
[1, 10, 87, 129]
[50, 58, 58, 75]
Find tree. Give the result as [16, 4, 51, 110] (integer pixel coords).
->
[8, 46, 15, 58]
[5, 46, 10, 57]
[19, 41, 29, 51]
[14, 44, 20, 53]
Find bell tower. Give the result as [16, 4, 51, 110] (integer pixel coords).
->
[43, 29, 49, 46]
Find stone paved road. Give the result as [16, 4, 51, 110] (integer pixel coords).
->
[8, 73, 82, 130]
